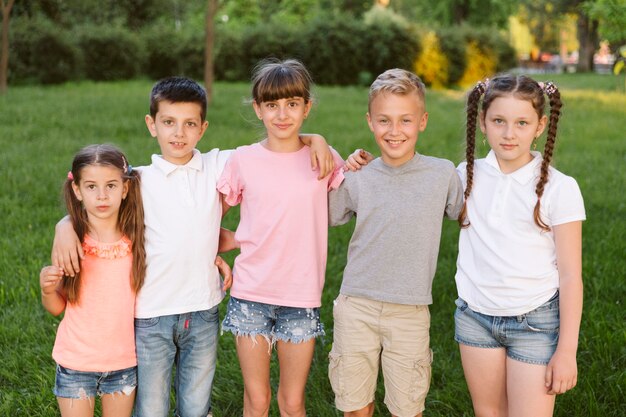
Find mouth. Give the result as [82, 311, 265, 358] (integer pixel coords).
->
[170, 141, 186, 148]
[274, 123, 292, 130]
[500, 144, 517, 150]
[385, 139, 406, 147]
[96, 205, 109, 211]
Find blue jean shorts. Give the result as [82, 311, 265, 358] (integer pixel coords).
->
[454, 292, 560, 365]
[53, 364, 137, 399]
[221, 296, 324, 344]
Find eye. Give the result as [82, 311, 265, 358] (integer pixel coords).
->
[493, 118, 504, 124]
[402, 118, 413, 124]
[288, 101, 299, 108]
[186, 121, 197, 127]
[266, 103, 276, 109]
[378, 118, 389, 125]
[107, 183, 117, 189]
[163, 119, 173, 126]
[518, 120, 528, 126]
[87, 184, 96, 190]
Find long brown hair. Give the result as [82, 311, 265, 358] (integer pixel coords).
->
[63, 144, 146, 303]
[458, 74, 562, 231]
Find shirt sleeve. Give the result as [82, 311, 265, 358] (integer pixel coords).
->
[327, 148, 345, 191]
[328, 173, 355, 227]
[216, 151, 243, 207]
[548, 175, 586, 226]
[215, 149, 234, 178]
[446, 166, 464, 220]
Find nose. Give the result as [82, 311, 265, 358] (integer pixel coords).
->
[503, 124, 514, 139]
[389, 121, 401, 136]
[175, 123, 184, 137]
[97, 188, 108, 200]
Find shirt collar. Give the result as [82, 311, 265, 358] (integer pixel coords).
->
[485, 150, 542, 185]
[151, 149, 203, 176]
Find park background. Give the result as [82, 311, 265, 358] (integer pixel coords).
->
[0, 0, 624, 416]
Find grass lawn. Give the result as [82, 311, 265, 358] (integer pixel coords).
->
[0, 73, 624, 416]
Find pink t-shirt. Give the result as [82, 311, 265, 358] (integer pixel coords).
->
[217, 143, 344, 308]
[52, 235, 136, 372]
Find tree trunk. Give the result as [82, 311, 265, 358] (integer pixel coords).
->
[576, 14, 599, 72]
[204, 0, 218, 106]
[0, 0, 15, 94]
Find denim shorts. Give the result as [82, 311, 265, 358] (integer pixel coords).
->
[53, 364, 137, 399]
[221, 296, 324, 344]
[454, 292, 560, 365]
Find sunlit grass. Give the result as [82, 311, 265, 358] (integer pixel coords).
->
[0, 74, 624, 416]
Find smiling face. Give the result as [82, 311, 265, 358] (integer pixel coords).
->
[367, 91, 428, 167]
[145, 100, 209, 165]
[253, 96, 311, 151]
[72, 164, 128, 226]
[481, 95, 547, 173]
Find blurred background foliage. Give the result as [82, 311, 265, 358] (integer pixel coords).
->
[5, 0, 626, 87]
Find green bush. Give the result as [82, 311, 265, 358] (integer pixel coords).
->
[214, 28, 246, 82]
[141, 25, 185, 80]
[77, 25, 144, 81]
[437, 28, 467, 85]
[9, 17, 80, 84]
[459, 25, 517, 73]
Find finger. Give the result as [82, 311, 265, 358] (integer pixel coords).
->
[310, 152, 318, 171]
[69, 250, 81, 275]
[223, 276, 232, 291]
[545, 365, 553, 391]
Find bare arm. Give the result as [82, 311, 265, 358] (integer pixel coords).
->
[545, 221, 583, 395]
[51, 216, 82, 277]
[215, 256, 233, 291]
[39, 266, 66, 316]
[300, 134, 334, 179]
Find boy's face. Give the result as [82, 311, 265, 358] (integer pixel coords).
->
[145, 100, 208, 165]
[367, 92, 428, 167]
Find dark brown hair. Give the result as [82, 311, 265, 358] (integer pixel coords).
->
[64, 144, 146, 303]
[458, 74, 562, 231]
[251, 58, 313, 104]
[149, 76, 207, 121]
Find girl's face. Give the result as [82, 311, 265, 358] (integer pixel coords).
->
[253, 97, 311, 149]
[480, 95, 547, 174]
[72, 165, 128, 226]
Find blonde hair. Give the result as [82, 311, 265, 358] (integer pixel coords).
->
[369, 68, 426, 110]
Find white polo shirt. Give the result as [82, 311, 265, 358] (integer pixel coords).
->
[135, 149, 232, 318]
[455, 151, 585, 316]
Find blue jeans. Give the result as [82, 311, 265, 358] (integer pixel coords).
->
[133, 307, 219, 417]
[454, 292, 560, 365]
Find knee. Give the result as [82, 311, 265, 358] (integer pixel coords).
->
[474, 406, 506, 417]
[277, 393, 305, 416]
[245, 390, 271, 415]
[345, 402, 374, 417]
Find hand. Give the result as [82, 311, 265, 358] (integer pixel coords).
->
[215, 256, 233, 291]
[545, 349, 578, 395]
[40, 265, 63, 296]
[344, 149, 374, 171]
[306, 134, 335, 179]
[51, 217, 83, 277]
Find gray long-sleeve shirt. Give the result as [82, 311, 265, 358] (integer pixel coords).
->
[329, 153, 463, 305]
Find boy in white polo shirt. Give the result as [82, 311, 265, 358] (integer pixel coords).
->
[51, 77, 334, 417]
[328, 69, 463, 417]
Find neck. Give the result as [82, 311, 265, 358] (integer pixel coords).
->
[86, 215, 122, 243]
[261, 136, 304, 153]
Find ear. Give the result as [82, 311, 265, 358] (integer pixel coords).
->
[536, 114, 548, 138]
[252, 101, 262, 120]
[478, 112, 487, 134]
[198, 120, 209, 142]
[71, 181, 82, 201]
[145, 114, 157, 137]
[419, 111, 429, 132]
[366, 112, 374, 133]
[303, 100, 312, 119]
[122, 180, 129, 200]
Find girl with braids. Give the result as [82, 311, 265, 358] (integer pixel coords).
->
[454, 74, 585, 417]
[39, 144, 145, 417]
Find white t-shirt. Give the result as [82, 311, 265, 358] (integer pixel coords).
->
[135, 149, 231, 318]
[455, 151, 586, 316]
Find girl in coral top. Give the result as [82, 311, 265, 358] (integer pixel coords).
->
[39, 144, 145, 417]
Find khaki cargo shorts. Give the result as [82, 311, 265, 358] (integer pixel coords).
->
[328, 295, 432, 417]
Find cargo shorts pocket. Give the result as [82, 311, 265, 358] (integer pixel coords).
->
[409, 349, 433, 403]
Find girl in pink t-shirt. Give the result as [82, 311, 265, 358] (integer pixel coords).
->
[39, 144, 145, 417]
[218, 59, 344, 417]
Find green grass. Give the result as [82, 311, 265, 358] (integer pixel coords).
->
[0, 74, 625, 416]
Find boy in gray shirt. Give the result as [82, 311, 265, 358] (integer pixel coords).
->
[328, 69, 463, 417]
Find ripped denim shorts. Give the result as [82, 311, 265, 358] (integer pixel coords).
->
[53, 364, 137, 399]
[221, 296, 324, 345]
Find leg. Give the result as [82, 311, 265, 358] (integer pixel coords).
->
[275, 339, 315, 417]
[101, 390, 136, 417]
[134, 315, 177, 417]
[328, 296, 381, 415]
[57, 397, 95, 417]
[175, 307, 220, 417]
[506, 358, 555, 417]
[237, 335, 272, 417]
[459, 344, 507, 417]
[380, 304, 431, 417]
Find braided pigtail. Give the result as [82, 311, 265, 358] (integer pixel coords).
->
[458, 81, 486, 228]
[533, 82, 562, 232]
